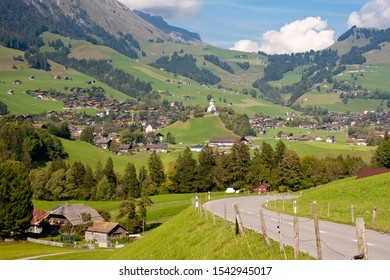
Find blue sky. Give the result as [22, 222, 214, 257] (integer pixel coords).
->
[119, 0, 390, 54]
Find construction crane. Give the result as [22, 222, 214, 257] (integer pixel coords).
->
[126, 109, 155, 125]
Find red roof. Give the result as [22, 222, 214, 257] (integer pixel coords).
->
[356, 168, 390, 179]
[31, 210, 49, 225]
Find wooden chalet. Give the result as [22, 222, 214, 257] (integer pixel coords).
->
[46, 203, 104, 233]
[146, 144, 168, 153]
[252, 183, 270, 193]
[209, 136, 248, 148]
[85, 220, 128, 248]
[28, 210, 49, 234]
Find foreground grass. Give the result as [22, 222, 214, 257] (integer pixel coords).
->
[0, 242, 74, 260]
[35, 207, 313, 260]
[266, 173, 390, 233]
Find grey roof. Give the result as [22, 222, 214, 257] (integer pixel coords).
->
[49, 203, 104, 226]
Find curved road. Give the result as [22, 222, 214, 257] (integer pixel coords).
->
[204, 195, 390, 260]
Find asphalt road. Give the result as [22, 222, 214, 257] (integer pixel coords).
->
[203, 195, 390, 260]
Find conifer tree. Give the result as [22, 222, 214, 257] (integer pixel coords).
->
[148, 152, 165, 188]
[172, 147, 197, 193]
[227, 140, 250, 189]
[95, 175, 112, 201]
[0, 161, 33, 237]
[122, 163, 140, 198]
[278, 150, 303, 191]
[195, 144, 215, 192]
[103, 157, 117, 192]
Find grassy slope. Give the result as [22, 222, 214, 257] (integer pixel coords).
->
[159, 116, 236, 145]
[267, 172, 390, 232]
[254, 127, 376, 163]
[35, 207, 313, 260]
[0, 45, 128, 114]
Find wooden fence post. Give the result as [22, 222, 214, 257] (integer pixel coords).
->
[313, 201, 322, 260]
[351, 205, 354, 223]
[233, 203, 245, 236]
[356, 217, 368, 260]
[293, 216, 300, 259]
[278, 212, 284, 252]
[224, 203, 227, 228]
[259, 209, 270, 246]
[372, 206, 377, 226]
[212, 205, 216, 225]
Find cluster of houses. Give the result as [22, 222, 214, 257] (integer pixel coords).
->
[29, 203, 129, 248]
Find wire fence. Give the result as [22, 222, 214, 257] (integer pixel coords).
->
[191, 195, 382, 260]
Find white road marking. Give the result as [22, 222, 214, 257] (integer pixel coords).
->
[352, 240, 375, 246]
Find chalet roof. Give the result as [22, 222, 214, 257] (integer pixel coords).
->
[86, 220, 127, 234]
[356, 168, 390, 179]
[119, 144, 131, 150]
[209, 136, 245, 143]
[146, 144, 168, 149]
[96, 138, 111, 144]
[48, 203, 104, 226]
[31, 210, 49, 225]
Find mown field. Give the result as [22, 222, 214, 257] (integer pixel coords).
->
[0, 46, 129, 114]
[266, 172, 390, 233]
[295, 93, 383, 113]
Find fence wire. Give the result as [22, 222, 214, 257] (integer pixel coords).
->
[197, 199, 378, 260]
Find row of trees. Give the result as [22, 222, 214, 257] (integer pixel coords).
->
[27, 139, 369, 202]
[0, 121, 64, 167]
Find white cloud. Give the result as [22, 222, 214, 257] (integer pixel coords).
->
[231, 17, 335, 55]
[259, 17, 335, 55]
[230, 40, 260, 52]
[117, 0, 203, 19]
[348, 0, 390, 29]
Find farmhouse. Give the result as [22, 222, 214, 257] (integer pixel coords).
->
[85, 220, 128, 248]
[46, 203, 104, 233]
[96, 138, 112, 149]
[118, 143, 131, 153]
[209, 136, 248, 148]
[280, 132, 293, 139]
[190, 144, 203, 152]
[28, 210, 49, 234]
[252, 183, 270, 193]
[146, 144, 168, 153]
[326, 136, 336, 143]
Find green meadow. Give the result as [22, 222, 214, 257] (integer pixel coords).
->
[34, 207, 313, 260]
[0, 46, 129, 114]
[295, 93, 382, 113]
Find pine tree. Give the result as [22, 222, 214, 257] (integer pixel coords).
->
[122, 163, 140, 198]
[195, 144, 215, 192]
[95, 175, 112, 201]
[0, 161, 33, 237]
[211, 154, 230, 190]
[46, 169, 67, 200]
[278, 150, 304, 191]
[260, 141, 275, 169]
[103, 157, 117, 193]
[227, 140, 250, 189]
[172, 147, 197, 193]
[372, 138, 390, 168]
[274, 139, 286, 166]
[148, 152, 165, 188]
